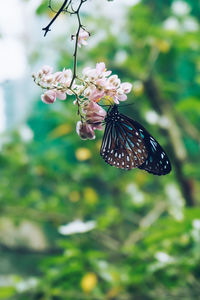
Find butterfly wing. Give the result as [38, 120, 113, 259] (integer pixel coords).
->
[138, 131, 171, 175]
[120, 115, 171, 175]
[100, 115, 148, 170]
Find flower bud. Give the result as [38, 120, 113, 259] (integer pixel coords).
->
[84, 101, 106, 124]
[42, 65, 53, 75]
[74, 28, 90, 48]
[56, 91, 67, 100]
[121, 82, 132, 93]
[76, 121, 95, 140]
[108, 75, 120, 88]
[41, 90, 56, 104]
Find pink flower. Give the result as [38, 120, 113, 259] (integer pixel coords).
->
[56, 91, 66, 100]
[77, 28, 89, 48]
[84, 101, 106, 130]
[83, 86, 104, 102]
[54, 69, 72, 87]
[41, 90, 66, 104]
[41, 90, 57, 104]
[107, 75, 121, 88]
[105, 82, 132, 104]
[96, 62, 106, 73]
[98, 63, 112, 77]
[76, 101, 105, 139]
[76, 121, 95, 140]
[88, 88, 105, 102]
[41, 65, 53, 75]
[82, 62, 112, 81]
[116, 93, 127, 102]
[121, 82, 132, 94]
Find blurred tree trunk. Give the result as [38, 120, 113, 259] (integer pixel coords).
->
[144, 76, 195, 207]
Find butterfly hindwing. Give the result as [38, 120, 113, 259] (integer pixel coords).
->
[137, 126, 171, 175]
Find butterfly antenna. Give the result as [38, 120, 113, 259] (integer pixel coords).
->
[118, 103, 135, 108]
[100, 102, 135, 108]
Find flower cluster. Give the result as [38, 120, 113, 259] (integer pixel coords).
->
[33, 62, 132, 140]
[76, 101, 106, 139]
[33, 65, 73, 104]
[82, 62, 132, 104]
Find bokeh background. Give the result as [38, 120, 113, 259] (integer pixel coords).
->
[0, 0, 200, 299]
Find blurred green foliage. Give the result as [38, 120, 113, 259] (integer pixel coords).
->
[0, 0, 200, 299]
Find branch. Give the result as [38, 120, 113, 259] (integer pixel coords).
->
[0, 242, 61, 256]
[124, 202, 167, 248]
[174, 112, 200, 144]
[0, 205, 70, 223]
[42, 0, 69, 37]
[70, 0, 87, 88]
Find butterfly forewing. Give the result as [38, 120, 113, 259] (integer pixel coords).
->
[100, 107, 148, 170]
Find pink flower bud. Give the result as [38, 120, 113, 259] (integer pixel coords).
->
[92, 123, 103, 131]
[96, 78, 107, 88]
[76, 121, 95, 140]
[41, 90, 56, 104]
[42, 65, 53, 75]
[76, 28, 89, 48]
[56, 91, 67, 100]
[116, 88, 128, 101]
[85, 101, 106, 124]
[117, 94, 127, 101]
[96, 62, 111, 77]
[108, 75, 120, 88]
[54, 69, 72, 86]
[88, 88, 105, 102]
[96, 62, 106, 73]
[54, 71, 63, 82]
[121, 82, 132, 94]
[45, 75, 54, 84]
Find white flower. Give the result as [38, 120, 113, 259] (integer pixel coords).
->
[58, 219, 96, 235]
[155, 252, 174, 264]
[163, 17, 180, 31]
[193, 219, 200, 230]
[171, 1, 191, 16]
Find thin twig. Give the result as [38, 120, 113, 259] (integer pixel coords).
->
[69, 0, 87, 88]
[63, 0, 73, 13]
[42, 0, 69, 36]
[42, 0, 88, 119]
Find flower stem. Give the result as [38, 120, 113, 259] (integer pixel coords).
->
[70, 0, 87, 88]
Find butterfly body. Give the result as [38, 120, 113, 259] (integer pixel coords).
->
[100, 105, 171, 175]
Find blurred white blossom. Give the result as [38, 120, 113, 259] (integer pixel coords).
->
[145, 110, 160, 125]
[165, 183, 184, 220]
[171, 1, 191, 16]
[182, 17, 199, 32]
[155, 251, 174, 264]
[163, 17, 180, 31]
[58, 219, 96, 235]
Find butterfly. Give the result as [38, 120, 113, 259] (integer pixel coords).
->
[100, 105, 171, 175]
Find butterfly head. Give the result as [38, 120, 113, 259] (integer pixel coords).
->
[105, 105, 120, 123]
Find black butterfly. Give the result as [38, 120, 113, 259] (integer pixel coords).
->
[100, 105, 171, 175]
